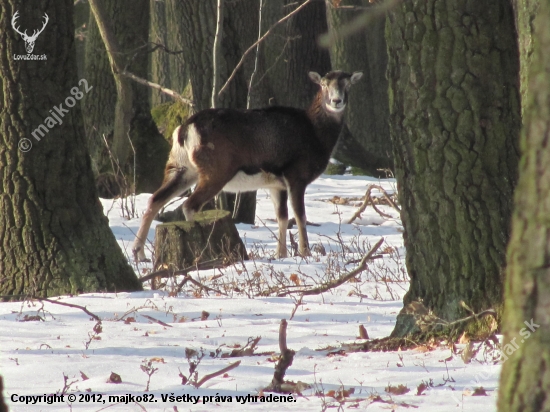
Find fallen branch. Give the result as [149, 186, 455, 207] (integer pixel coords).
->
[193, 361, 241, 388]
[348, 185, 399, 224]
[140, 314, 172, 328]
[276, 237, 384, 297]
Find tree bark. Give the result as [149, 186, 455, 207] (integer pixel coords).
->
[154, 210, 248, 270]
[149, 0, 171, 107]
[0, 0, 142, 297]
[512, 0, 540, 116]
[497, 1, 550, 411]
[83, 0, 169, 194]
[325, 0, 393, 174]
[386, 0, 521, 336]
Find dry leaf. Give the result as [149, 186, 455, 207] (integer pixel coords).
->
[80, 371, 89, 381]
[289, 273, 300, 285]
[149, 357, 165, 363]
[124, 317, 136, 324]
[107, 372, 122, 384]
[201, 311, 210, 321]
[416, 382, 427, 396]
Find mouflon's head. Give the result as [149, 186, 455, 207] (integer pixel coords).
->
[308, 70, 363, 113]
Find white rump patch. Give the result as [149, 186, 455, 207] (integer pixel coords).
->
[223, 171, 286, 193]
[167, 125, 199, 176]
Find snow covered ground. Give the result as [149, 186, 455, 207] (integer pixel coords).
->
[0, 174, 502, 411]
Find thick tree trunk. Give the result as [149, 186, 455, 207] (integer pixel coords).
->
[149, 0, 171, 107]
[83, 0, 169, 194]
[386, 0, 521, 336]
[325, 0, 393, 174]
[0, 0, 141, 297]
[498, 2, 550, 411]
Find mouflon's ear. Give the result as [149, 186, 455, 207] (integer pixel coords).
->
[350, 72, 363, 84]
[308, 71, 322, 85]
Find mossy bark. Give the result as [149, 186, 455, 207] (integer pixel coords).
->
[498, 1, 550, 411]
[326, 0, 393, 174]
[0, 0, 142, 298]
[512, 0, 540, 116]
[386, 0, 521, 335]
[154, 210, 248, 270]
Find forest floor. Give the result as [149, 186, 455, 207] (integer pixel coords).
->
[0, 174, 502, 411]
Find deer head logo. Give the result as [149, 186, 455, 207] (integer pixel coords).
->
[11, 11, 49, 54]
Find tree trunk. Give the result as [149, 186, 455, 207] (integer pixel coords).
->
[83, 0, 169, 194]
[497, 1, 550, 411]
[149, 0, 171, 107]
[512, 0, 540, 116]
[0, 0, 142, 297]
[386, 0, 521, 336]
[154, 210, 248, 270]
[325, 0, 393, 174]
[74, 0, 89, 80]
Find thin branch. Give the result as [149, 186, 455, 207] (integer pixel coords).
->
[121, 70, 195, 107]
[218, 0, 316, 97]
[211, 0, 224, 108]
[276, 237, 384, 297]
[193, 361, 241, 388]
[28, 296, 101, 321]
[141, 314, 173, 328]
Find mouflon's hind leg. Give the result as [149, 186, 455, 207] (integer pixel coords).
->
[133, 169, 196, 262]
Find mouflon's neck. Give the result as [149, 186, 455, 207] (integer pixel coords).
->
[306, 90, 346, 153]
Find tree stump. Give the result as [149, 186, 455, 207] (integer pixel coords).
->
[154, 210, 248, 270]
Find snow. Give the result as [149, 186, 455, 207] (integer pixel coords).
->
[0, 174, 502, 411]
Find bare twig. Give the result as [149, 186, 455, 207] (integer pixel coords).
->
[265, 319, 295, 392]
[28, 296, 101, 321]
[121, 70, 194, 107]
[276, 237, 384, 297]
[218, 0, 315, 96]
[193, 361, 241, 388]
[211, 0, 224, 108]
